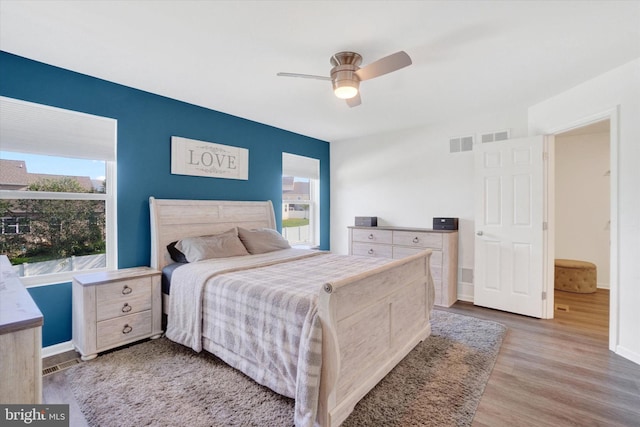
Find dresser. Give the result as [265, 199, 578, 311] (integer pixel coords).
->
[72, 267, 162, 361]
[0, 255, 43, 404]
[349, 226, 458, 307]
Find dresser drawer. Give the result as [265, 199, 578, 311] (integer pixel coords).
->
[96, 292, 152, 322]
[351, 228, 393, 245]
[393, 246, 442, 263]
[96, 276, 151, 302]
[352, 242, 393, 258]
[393, 230, 442, 249]
[97, 310, 152, 350]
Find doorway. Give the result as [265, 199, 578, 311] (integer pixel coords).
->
[551, 118, 612, 343]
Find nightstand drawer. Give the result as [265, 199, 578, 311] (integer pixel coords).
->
[96, 277, 151, 302]
[97, 310, 152, 349]
[393, 230, 442, 249]
[96, 292, 152, 322]
[352, 242, 393, 258]
[351, 229, 393, 244]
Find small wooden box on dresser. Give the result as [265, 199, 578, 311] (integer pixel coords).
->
[72, 267, 163, 361]
[349, 226, 459, 307]
[0, 255, 43, 404]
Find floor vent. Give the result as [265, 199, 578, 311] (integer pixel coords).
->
[555, 304, 570, 312]
[42, 358, 81, 377]
[42, 366, 59, 376]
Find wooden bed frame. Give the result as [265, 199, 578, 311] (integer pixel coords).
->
[149, 197, 434, 427]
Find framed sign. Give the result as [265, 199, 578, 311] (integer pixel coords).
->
[171, 136, 249, 180]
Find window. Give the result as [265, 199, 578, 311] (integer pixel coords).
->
[282, 153, 320, 248]
[0, 97, 117, 285]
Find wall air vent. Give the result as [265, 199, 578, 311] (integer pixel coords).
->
[449, 135, 474, 153]
[480, 129, 510, 143]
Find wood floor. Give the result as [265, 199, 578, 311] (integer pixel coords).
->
[443, 289, 640, 427]
[43, 289, 640, 426]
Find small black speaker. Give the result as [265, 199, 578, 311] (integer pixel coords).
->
[355, 216, 377, 227]
[433, 217, 458, 230]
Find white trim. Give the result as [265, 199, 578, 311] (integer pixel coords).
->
[546, 106, 619, 352]
[615, 345, 640, 366]
[106, 158, 117, 270]
[542, 135, 555, 319]
[0, 190, 107, 200]
[20, 269, 107, 288]
[42, 340, 75, 359]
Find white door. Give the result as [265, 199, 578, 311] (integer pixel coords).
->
[474, 135, 549, 318]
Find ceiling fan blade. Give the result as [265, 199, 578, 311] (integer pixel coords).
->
[277, 72, 331, 81]
[355, 51, 412, 81]
[346, 93, 362, 108]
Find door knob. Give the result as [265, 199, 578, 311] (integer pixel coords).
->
[476, 231, 484, 236]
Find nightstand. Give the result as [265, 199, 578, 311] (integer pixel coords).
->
[72, 267, 162, 361]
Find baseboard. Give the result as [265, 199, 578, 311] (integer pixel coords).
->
[616, 345, 640, 366]
[42, 340, 74, 358]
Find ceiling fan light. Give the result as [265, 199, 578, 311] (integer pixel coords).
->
[334, 85, 358, 99]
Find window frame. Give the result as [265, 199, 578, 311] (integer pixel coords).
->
[282, 152, 320, 248]
[0, 98, 117, 287]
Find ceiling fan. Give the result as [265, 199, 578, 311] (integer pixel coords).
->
[277, 50, 412, 107]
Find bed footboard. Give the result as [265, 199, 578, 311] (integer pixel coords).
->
[316, 250, 434, 427]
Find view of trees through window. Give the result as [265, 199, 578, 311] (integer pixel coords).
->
[0, 154, 107, 276]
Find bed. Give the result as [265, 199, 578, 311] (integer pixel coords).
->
[149, 197, 434, 427]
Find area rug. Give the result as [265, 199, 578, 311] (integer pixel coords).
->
[66, 310, 506, 426]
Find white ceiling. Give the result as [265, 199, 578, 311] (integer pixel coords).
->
[1, 1, 638, 143]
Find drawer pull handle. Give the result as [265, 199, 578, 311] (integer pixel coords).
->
[368, 249, 374, 254]
[368, 234, 374, 240]
[122, 285, 132, 295]
[413, 237, 419, 243]
[122, 303, 132, 313]
[122, 324, 133, 334]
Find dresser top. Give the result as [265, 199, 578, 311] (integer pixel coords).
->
[0, 256, 43, 335]
[348, 225, 458, 233]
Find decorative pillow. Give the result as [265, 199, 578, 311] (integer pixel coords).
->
[237, 227, 291, 254]
[166, 241, 188, 263]
[174, 228, 249, 262]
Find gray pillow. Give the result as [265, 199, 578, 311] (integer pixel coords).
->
[237, 227, 291, 254]
[175, 228, 249, 262]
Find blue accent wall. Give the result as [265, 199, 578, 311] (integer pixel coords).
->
[27, 283, 73, 347]
[1, 51, 331, 348]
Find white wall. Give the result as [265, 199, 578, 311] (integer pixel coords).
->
[529, 58, 640, 365]
[555, 130, 610, 288]
[330, 108, 529, 302]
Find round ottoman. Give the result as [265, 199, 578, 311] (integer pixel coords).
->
[554, 259, 597, 293]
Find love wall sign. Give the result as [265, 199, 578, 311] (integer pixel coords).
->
[171, 136, 249, 180]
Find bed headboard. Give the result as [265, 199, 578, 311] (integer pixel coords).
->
[149, 197, 277, 270]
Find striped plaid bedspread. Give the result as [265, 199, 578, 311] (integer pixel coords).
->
[165, 248, 393, 427]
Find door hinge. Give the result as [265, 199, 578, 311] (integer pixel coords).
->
[543, 221, 548, 231]
[543, 151, 549, 161]
[542, 291, 547, 300]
